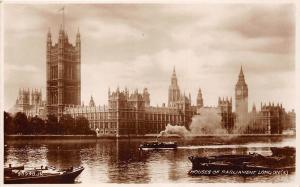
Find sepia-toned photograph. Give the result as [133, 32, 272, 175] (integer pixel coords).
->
[1, 1, 297, 185]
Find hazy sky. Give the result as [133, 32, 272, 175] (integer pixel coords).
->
[3, 3, 295, 111]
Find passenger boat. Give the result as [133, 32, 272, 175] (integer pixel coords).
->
[188, 146, 295, 176]
[4, 165, 84, 184]
[139, 141, 177, 150]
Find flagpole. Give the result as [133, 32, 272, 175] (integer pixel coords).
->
[58, 6, 65, 30]
[62, 6, 65, 30]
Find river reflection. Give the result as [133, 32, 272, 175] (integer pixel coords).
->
[4, 137, 295, 183]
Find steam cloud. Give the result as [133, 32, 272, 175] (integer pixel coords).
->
[159, 108, 227, 137]
[158, 124, 190, 137]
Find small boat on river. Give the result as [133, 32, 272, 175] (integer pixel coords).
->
[4, 164, 84, 184]
[139, 141, 177, 150]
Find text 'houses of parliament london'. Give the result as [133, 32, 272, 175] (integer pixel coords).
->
[10, 26, 296, 137]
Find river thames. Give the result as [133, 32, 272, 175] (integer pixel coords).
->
[4, 136, 295, 183]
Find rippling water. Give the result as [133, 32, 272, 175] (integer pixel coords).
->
[4, 136, 295, 183]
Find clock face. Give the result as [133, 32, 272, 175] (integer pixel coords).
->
[236, 90, 242, 95]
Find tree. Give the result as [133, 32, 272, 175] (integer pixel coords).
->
[29, 116, 45, 134]
[13, 112, 28, 134]
[46, 114, 60, 134]
[75, 116, 93, 134]
[4, 111, 14, 134]
[59, 114, 75, 134]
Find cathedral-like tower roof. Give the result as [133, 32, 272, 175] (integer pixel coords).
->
[171, 66, 178, 87]
[236, 66, 247, 87]
[89, 96, 95, 107]
[197, 88, 202, 97]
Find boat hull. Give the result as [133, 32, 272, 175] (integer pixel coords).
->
[4, 167, 84, 184]
[139, 141, 177, 150]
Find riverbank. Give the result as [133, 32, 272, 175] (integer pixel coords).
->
[4, 133, 295, 140]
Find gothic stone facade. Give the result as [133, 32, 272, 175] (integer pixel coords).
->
[46, 27, 81, 117]
[218, 97, 234, 133]
[246, 103, 286, 134]
[64, 88, 196, 136]
[64, 69, 198, 136]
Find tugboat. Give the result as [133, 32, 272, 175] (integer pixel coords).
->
[139, 140, 177, 150]
[4, 164, 84, 184]
[188, 146, 295, 176]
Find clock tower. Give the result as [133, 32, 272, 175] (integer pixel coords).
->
[235, 66, 248, 125]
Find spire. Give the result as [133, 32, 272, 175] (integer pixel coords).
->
[197, 89, 203, 108]
[59, 24, 64, 40]
[236, 65, 247, 86]
[198, 88, 202, 95]
[171, 66, 178, 86]
[252, 103, 256, 112]
[77, 27, 80, 37]
[197, 89, 203, 100]
[76, 27, 80, 40]
[172, 66, 177, 78]
[89, 95, 95, 107]
[238, 65, 245, 81]
[76, 27, 81, 46]
[47, 27, 51, 38]
[239, 66, 244, 77]
[47, 28, 52, 45]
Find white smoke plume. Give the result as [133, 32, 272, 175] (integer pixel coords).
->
[190, 108, 226, 135]
[158, 107, 227, 137]
[233, 113, 255, 134]
[158, 124, 190, 137]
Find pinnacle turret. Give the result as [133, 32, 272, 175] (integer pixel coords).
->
[197, 88, 203, 108]
[47, 28, 51, 38]
[171, 66, 178, 86]
[89, 95, 95, 107]
[168, 66, 181, 107]
[239, 66, 244, 77]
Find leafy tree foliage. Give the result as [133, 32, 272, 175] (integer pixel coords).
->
[4, 111, 95, 135]
[75, 116, 95, 135]
[4, 111, 14, 134]
[13, 112, 28, 134]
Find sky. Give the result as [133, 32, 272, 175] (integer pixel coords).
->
[3, 3, 295, 111]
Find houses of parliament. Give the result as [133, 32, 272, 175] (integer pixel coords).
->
[11, 27, 295, 136]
